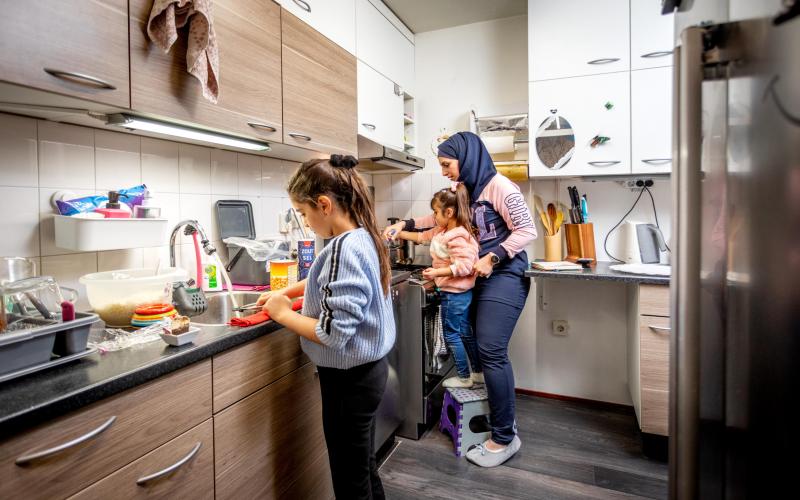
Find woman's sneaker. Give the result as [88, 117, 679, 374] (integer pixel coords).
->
[471, 372, 485, 384]
[442, 376, 473, 388]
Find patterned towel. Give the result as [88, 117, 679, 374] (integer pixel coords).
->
[147, 0, 220, 103]
[433, 305, 449, 370]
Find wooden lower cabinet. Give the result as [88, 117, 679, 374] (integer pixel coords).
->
[214, 362, 333, 500]
[68, 419, 214, 500]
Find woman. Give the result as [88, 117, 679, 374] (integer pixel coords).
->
[384, 131, 536, 467]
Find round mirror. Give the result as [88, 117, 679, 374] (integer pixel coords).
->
[535, 111, 575, 170]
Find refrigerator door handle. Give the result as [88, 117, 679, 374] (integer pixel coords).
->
[670, 27, 705, 500]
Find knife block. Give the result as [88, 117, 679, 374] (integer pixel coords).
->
[564, 223, 596, 265]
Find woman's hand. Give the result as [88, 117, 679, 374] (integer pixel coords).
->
[264, 294, 292, 322]
[473, 255, 495, 278]
[256, 289, 285, 306]
[382, 222, 405, 241]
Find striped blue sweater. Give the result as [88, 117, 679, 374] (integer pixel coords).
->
[300, 227, 395, 369]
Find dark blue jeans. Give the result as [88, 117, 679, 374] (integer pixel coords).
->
[440, 290, 481, 378]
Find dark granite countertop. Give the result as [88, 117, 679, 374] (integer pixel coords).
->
[0, 318, 284, 437]
[525, 261, 670, 285]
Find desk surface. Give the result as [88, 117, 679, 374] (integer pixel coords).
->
[525, 261, 670, 285]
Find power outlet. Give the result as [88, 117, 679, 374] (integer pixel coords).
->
[552, 320, 569, 336]
[618, 178, 655, 191]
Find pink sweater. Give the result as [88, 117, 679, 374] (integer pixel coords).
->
[417, 225, 479, 293]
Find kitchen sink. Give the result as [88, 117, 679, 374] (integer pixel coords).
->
[190, 291, 264, 326]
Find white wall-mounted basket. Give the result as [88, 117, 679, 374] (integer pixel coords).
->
[54, 216, 169, 252]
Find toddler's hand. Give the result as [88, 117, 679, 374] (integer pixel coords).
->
[383, 222, 405, 241]
[422, 267, 437, 280]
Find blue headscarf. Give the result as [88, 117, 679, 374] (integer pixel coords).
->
[437, 132, 496, 203]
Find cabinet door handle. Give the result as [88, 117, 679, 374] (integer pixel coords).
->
[648, 325, 671, 334]
[587, 161, 621, 167]
[641, 158, 672, 165]
[136, 442, 202, 486]
[641, 51, 673, 59]
[288, 133, 312, 142]
[361, 123, 377, 130]
[43, 68, 116, 90]
[15, 416, 117, 465]
[293, 0, 311, 13]
[587, 58, 620, 65]
[247, 122, 277, 133]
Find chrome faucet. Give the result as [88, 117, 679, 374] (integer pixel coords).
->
[169, 220, 217, 267]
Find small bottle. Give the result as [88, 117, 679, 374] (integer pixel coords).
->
[202, 259, 223, 291]
[133, 188, 162, 218]
[95, 191, 131, 219]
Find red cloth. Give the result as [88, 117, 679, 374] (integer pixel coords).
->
[229, 298, 303, 327]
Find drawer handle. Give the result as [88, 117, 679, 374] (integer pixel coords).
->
[43, 68, 116, 90]
[288, 133, 312, 142]
[641, 158, 672, 165]
[15, 416, 117, 466]
[247, 122, 277, 133]
[587, 161, 621, 167]
[587, 58, 620, 65]
[136, 442, 202, 486]
[361, 123, 377, 130]
[641, 51, 673, 59]
[648, 325, 671, 334]
[293, 0, 311, 13]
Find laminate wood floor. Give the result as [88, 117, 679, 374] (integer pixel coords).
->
[379, 394, 668, 500]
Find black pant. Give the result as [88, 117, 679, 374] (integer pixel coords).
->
[317, 357, 388, 500]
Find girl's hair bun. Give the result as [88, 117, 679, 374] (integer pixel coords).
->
[330, 154, 359, 169]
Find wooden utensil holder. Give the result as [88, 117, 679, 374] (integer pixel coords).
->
[564, 223, 596, 265]
[544, 230, 563, 262]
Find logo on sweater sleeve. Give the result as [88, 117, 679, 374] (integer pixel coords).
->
[504, 193, 534, 229]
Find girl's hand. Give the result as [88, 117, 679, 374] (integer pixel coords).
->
[256, 289, 284, 306]
[422, 267, 437, 280]
[473, 255, 495, 278]
[383, 222, 405, 241]
[264, 294, 292, 322]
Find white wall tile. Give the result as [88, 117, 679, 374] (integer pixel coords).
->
[431, 174, 451, 193]
[179, 194, 212, 240]
[361, 173, 374, 187]
[41, 252, 98, 311]
[392, 201, 411, 220]
[38, 121, 94, 189]
[142, 245, 171, 271]
[410, 173, 432, 201]
[178, 144, 211, 194]
[373, 174, 392, 202]
[262, 196, 282, 235]
[97, 249, 144, 272]
[0, 114, 38, 187]
[210, 149, 238, 196]
[374, 201, 392, 229]
[141, 138, 180, 193]
[95, 130, 141, 192]
[239, 196, 262, 237]
[282, 161, 300, 179]
[237, 153, 262, 197]
[411, 200, 432, 220]
[261, 157, 286, 197]
[391, 173, 412, 201]
[40, 187, 96, 256]
[0, 187, 39, 257]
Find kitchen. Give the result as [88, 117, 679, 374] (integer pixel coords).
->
[0, 0, 797, 499]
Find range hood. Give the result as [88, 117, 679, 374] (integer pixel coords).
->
[357, 135, 425, 172]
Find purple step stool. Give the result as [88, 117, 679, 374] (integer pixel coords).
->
[439, 386, 491, 457]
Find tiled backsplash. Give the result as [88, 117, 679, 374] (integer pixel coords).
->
[0, 112, 308, 309]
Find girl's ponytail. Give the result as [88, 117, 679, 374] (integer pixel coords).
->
[431, 183, 478, 241]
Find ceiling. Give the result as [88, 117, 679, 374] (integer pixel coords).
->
[383, 0, 527, 34]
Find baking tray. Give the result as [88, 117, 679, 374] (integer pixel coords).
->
[0, 347, 97, 384]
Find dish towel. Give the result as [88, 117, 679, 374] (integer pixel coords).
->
[229, 298, 304, 327]
[147, 0, 220, 103]
[432, 305, 449, 371]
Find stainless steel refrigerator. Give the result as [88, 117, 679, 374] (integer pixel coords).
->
[671, 2, 800, 498]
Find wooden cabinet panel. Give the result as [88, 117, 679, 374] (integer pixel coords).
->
[130, 0, 282, 141]
[0, 0, 129, 107]
[641, 388, 669, 436]
[639, 284, 670, 317]
[212, 328, 308, 412]
[0, 360, 212, 500]
[640, 315, 670, 391]
[214, 363, 333, 500]
[282, 11, 358, 155]
[68, 419, 214, 500]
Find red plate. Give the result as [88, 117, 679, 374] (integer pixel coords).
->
[135, 303, 174, 316]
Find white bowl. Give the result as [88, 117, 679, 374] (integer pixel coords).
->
[159, 326, 200, 346]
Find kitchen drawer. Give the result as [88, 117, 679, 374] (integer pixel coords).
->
[0, 360, 212, 500]
[641, 387, 669, 436]
[639, 284, 670, 317]
[68, 419, 214, 500]
[640, 315, 670, 391]
[212, 328, 309, 412]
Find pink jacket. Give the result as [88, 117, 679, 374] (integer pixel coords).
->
[417, 226, 479, 293]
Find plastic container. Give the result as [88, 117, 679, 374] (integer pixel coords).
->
[53, 312, 100, 355]
[79, 267, 188, 327]
[269, 259, 297, 291]
[0, 316, 59, 375]
[54, 216, 169, 251]
[160, 326, 200, 346]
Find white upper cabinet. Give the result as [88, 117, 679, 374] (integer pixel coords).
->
[631, 67, 673, 174]
[631, 0, 674, 69]
[530, 72, 630, 177]
[528, 0, 629, 81]
[357, 61, 404, 150]
[278, 0, 356, 55]
[356, 0, 414, 94]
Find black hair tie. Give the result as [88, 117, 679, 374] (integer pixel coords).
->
[330, 154, 359, 169]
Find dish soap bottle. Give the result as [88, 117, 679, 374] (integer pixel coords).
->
[202, 257, 223, 292]
[95, 191, 131, 218]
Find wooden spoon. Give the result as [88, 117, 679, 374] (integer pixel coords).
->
[553, 211, 564, 234]
[547, 203, 557, 234]
[538, 209, 552, 236]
